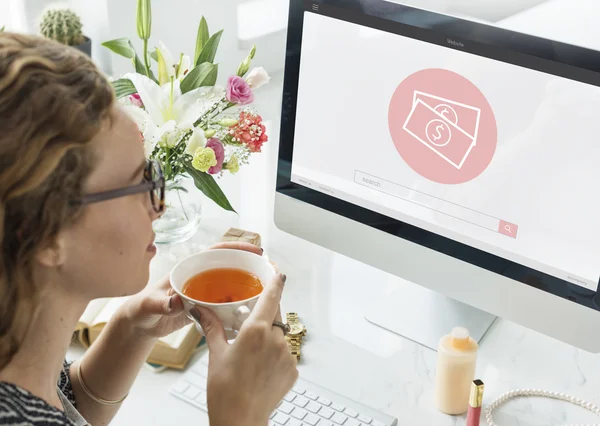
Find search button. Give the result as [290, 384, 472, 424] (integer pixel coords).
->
[498, 220, 518, 238]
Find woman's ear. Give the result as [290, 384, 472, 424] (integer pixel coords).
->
[35, 234, 67, 268]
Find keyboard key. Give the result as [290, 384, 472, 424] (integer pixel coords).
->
[306, 391, 319, 400]
[292, 386, 306, 395]
[332, 403, 345, 412]
[358, 414, 372, 424]
[283, 392, 297, 403]
[372, 421, 386, 426]
[273, 412, 290, 425]
[318, 397, 332, 406]
[319, 408, 335, 419]
[332, 412, 348, 424]
[317, 421, 334, 426]
[184, 386, 200, 399]
[293, 396, 309, 408]
[291, 407, 307, 420]
[194, 392, 206, 405]
[270, 411, 277, 419]
[279, 402, 294, 414]
[172, 381, 189, 393]
[287, 419, 303, 426]
[304, 413, 321, 425]
[344, 409, 358, 418]
[306, 401, 321, 414]
[345, 419, 361, 426]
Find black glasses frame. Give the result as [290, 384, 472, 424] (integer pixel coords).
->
[70, 159, 165, 213]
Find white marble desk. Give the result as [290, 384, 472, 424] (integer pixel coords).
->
[67, 208, 600, 426]
[66, 2, 600, 424]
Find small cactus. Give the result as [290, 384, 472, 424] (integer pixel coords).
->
[39, 8, 85, 46]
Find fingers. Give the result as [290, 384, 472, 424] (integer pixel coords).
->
[250, 273, 286, 322]
[269, 260, 280, 274]
[190, 306, 228, 354]
[167, 294, 185, 315]
[275, 305, 282, 323]
[208, 241, 263, 256]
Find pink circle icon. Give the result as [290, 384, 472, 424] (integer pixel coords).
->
[388, 69, 497, 184]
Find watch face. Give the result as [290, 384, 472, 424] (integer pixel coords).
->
[288, 323, 305, 335]
[289, 323, 304, 335]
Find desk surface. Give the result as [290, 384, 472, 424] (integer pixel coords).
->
[67, 2, 600, 425]
[68, 215, 600, 426]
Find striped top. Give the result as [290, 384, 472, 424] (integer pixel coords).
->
[0, 360, 82, 425]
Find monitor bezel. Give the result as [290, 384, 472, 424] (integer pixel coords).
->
[276, 0, 600, 311]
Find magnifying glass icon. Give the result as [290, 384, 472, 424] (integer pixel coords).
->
[499, 220, 518, 238]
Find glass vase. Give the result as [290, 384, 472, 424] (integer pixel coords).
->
[153, 177, 203, 244]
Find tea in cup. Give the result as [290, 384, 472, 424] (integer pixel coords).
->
[170, 248, 276, 336]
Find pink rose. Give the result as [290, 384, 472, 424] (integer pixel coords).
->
[206, 138, 225, 174]
[226, 75, 254, 105]
[129, 93, 144, 108]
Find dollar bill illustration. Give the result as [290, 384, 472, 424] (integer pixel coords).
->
[402, 91, 481, 170]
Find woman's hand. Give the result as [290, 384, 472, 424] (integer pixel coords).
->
[117, 241, 264, 339]
[193, 272, 298, 426]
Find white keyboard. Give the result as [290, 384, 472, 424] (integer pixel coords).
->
[170, 351, 398, 426]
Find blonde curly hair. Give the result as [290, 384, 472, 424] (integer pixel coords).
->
[0, 32, 114, 369]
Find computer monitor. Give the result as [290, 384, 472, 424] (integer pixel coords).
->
[274, 0, 600, 352]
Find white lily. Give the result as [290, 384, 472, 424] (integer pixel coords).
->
[123, 72, 224, 156]
[156, 41, 176, 85]
[156, 41, 191, 82]
[185, 127, 208, 156]
[176, 54, 191, 80]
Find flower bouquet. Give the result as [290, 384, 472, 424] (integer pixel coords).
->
[102, 0, 270, 242]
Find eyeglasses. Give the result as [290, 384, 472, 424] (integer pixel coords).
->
[70, 159, 165, 213]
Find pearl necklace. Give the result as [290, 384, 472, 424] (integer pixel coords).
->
[485, 389, 600, 426]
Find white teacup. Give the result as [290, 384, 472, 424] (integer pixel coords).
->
[170, 248, 276, 337]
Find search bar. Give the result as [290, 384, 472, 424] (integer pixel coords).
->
[354, 170, 518, 238]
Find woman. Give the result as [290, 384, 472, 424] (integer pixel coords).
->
[0, 32, 298, 426]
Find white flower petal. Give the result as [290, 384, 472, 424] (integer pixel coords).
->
[156, 120, 177, 141]
[122, 105, 152, 131]
[123, 72, 169, 126]
[173, 86, 222, 126]
[160, 79, 181, 101]
[143, 137, 157, 157]
[246, 66, 270, 89]
[178, 55, 191, 80]
[210, 85, 225, 97]
[185, 127, 207, 156]
[158, 41, 176, 78]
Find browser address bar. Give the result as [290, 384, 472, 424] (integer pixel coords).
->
[354, 170, 518, 238]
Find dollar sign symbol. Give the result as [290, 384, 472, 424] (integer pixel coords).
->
[432, 124, 444, 141]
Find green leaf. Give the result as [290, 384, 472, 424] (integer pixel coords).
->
[103, 38, 156, 81]
[0, 26, 5, 32]
[167, 185, 188, 193]
[194, 17, 210, 65]
[133, 54, 147, 75]
[111, 78, 137, 99]
[182, 160, 236, 213]
[195, 29, 223, 66]
[150, 51, 158, 61]
[102, 38, 135, 59]
[180, 63, 218, 93]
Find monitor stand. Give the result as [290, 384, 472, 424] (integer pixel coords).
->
[364, 279, 497, 351]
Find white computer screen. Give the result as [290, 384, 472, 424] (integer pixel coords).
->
[290, 12, 600, 291]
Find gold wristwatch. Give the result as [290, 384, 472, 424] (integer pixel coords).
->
[285, 312, 306, 360]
